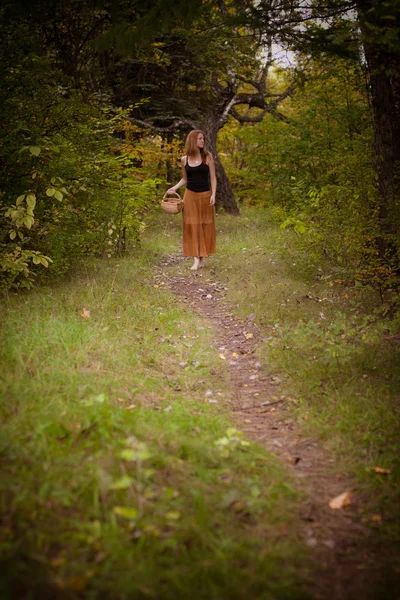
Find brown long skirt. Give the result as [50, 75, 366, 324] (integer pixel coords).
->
[182, 189, 216, 257]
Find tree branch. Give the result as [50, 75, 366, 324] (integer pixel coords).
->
[122, 116, 196, 132]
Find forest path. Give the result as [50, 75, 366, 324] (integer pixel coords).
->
[157, 252, 381, 600]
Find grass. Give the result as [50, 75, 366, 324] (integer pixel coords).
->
[192, 207, 400, 541]
[155, 207, 400, 552]
[0, 223, 311, 599]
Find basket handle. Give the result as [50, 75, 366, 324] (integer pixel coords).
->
[162, 191, 181, 201]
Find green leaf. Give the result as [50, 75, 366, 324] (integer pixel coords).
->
[9, 230, 16, 240]
[46, 187, 56, 197]
[54, 190, 63, 202]
[113, 506, 138, 520]
[295, 222, 306, 234]
[16, 195, 25, 206]
[29, 146, 41, 156]
[110, 475, 134, 490]
[165, 511, 181, 521]
[119, 449, 136, 461]
[23, 216, 34, 229]
[94, 393, 106, 403]
[40, 258, 49, 268]
[26, 193, 36, 209]
[33, 256, 41, 265]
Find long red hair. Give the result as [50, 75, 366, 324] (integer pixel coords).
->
[184, 129, 210, 163]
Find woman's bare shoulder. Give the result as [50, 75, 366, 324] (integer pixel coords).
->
[206, 153, 214, 164]
[181, 155, 187, 163]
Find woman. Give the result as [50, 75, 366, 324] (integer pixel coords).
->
[167, 130, 216, 270]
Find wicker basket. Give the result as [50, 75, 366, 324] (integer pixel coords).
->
[161, 191, 183, 215]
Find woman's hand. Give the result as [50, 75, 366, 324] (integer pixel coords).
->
[166, 187, 176, 194]
[209, 194, 216, 206]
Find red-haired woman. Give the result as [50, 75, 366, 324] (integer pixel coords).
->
[167, 130, 216, 270]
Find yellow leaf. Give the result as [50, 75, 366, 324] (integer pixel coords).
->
[329, 491, 351, 510]
[245, 333, 253, 339]
[232, 352, 239, 358]
[372, 466, 392, 475]
[80, 308, 90, 319]
[219, 353, 226, 360]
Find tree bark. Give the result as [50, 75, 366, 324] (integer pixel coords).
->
[357, 0, 400, 255]
[201, 115, 240, 215]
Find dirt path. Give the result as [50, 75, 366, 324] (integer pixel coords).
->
[155, 254, 389, 600]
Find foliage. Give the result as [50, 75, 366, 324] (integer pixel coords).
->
[219, 58, 400, 290]
[0, 12, 164, 290]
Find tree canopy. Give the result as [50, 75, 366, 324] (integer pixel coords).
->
[1, 0, 399, 293]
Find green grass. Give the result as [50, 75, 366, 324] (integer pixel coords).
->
[0, 224, 310, 599]
[196, 207, 400, 541]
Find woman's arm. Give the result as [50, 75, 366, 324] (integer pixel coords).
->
[167, 156, 187, 193]
[208, 155, 217, 206]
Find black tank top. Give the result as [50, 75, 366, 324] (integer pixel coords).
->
[185, 157, 210, 193]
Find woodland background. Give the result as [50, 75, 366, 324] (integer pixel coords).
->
[1, 0, 399, 299]
[1, 1, 400, 596]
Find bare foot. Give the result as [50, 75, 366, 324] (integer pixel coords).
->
[198, 258, 205, 268]
[190, 258, 200, 271]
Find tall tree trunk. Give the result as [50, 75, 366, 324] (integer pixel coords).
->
[201, 109, 240, 215]
[357, 0, 400, 256]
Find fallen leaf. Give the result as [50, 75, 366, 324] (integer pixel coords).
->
[372, 466, 392, 475]
[245, 333, 253, 339]
[231, 500, 247, 513]
[219, 354, 226, 360]
[80, 308, 90, 319]
[329, 491, 351, 510]
[232, 352, 239, 358]
[371, 514, 382, 523]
